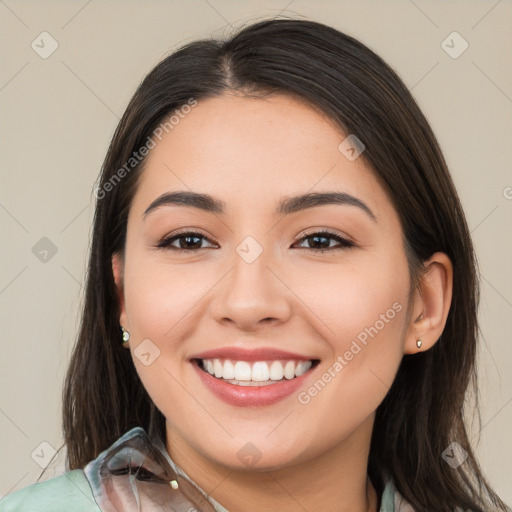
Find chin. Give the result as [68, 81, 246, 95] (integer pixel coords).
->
[197, 434, 308, 472]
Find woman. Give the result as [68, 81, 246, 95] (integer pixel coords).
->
[1, 17, 509, 512]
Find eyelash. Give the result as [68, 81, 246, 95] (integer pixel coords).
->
[156, 229, 355, 253]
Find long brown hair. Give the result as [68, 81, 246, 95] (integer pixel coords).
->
[56, 17, 509, 511]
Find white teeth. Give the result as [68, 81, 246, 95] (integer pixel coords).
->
[223, 359, 235, 379]
[214, 359, 223, 378]
[200, 358, 314, 383]
[234, 361, 252, 381]
[269, 360, 284, 380]
[295, 361, 312, 377]
[283, 361, 296, 380]
[251, 361, 270, 382]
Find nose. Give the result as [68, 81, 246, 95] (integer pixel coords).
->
[209, 246, 293, 333]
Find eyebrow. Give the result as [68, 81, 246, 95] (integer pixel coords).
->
[142, 190, 377, 222]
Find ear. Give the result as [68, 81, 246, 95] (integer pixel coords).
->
[404, 252, 453, 354]
[112, 252, 129, 332]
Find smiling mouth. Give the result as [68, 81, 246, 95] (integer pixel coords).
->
[192, 358, 320, 386]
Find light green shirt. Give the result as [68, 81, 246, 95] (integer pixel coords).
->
[0, 426, 413, 511]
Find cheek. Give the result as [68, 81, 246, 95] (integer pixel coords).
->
[124, 256, 208, 343]
[122, 258, 205, 422]
[293, 259, 409, 432]
[286, 250, 409, 350]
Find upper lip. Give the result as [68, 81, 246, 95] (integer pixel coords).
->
[190, 347, 318, 362]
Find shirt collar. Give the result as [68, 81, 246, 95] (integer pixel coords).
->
[83, 425, 410, 512]
[83, 426, 221, 511]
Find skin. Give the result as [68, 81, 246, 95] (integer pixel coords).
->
[112, 93, 453, 512]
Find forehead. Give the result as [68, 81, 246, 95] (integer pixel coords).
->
[129, 93, 395, 224]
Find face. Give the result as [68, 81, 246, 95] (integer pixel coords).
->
[113, 93, 414, 471]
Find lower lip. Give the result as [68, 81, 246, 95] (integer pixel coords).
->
[192, 361, 316, 407]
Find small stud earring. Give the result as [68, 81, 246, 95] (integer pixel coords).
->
[121, 326, 130, 345]
[416, 338, 423, 349]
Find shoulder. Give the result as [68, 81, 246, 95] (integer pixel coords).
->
[0, 469, 101, 512]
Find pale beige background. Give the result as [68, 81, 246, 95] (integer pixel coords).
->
[1, 0, 511, 504]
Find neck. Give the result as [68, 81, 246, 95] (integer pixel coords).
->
[165, 414, 379, 512]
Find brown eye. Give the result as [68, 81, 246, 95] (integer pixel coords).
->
[293, 230, 354, 252]
[157, 232, 216, 252]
